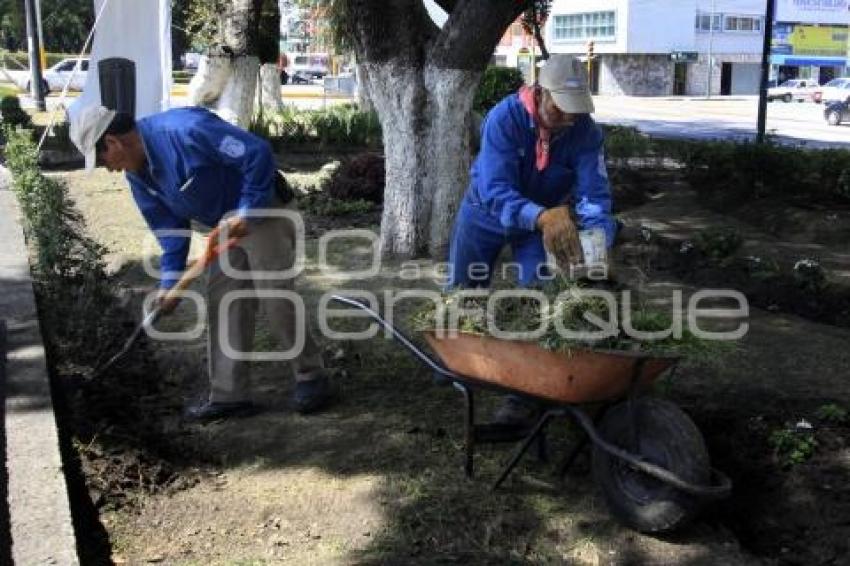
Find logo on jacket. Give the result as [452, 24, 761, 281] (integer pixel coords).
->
[219, 135, 246, 159]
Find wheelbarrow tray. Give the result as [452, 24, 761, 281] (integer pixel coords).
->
[423, 331, 675, 404]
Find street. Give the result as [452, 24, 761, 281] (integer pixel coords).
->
[4, 79, 850, 148]
[593, 95, 850, 148]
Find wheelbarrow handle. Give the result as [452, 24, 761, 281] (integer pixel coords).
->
[566, 405, 733, 500]
[329, 295, 458, 381]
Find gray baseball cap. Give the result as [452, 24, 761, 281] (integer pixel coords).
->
[538, 54, 595, 114]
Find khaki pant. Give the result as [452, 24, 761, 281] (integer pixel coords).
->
[204, 201, 323, 403]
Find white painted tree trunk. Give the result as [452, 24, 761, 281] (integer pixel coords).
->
[364, 62, 480, 258]
[188, 53, 231, 106]
[256, 63, 283, 111]
[217, 56, 260, 128]
[187, 54, 259, 128]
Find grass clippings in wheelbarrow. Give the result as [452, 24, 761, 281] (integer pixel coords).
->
[409, 277, 733, 364]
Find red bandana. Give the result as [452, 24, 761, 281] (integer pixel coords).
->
[518, 85, 551, 171]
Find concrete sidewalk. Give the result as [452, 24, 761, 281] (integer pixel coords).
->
[0, 166, 78, 564]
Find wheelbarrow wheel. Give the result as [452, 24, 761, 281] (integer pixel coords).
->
[592, 397, 709, 533]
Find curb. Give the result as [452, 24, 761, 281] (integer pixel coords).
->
[0, 166, 79, 564]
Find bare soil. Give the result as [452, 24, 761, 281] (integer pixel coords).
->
[38, 161, 850, 565]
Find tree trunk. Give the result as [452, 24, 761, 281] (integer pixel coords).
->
[364, 62, 479, 258]
[216, 55, 259, 128]
[185, 0, 272, 127]
[256, 62, 283, 111]
[338, 0, 526, 259]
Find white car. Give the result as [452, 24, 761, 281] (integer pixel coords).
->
[767, 79, 818, 103]
[43, 58, 89, 92]
[814, 78, 850, 105]
[3, 57, 88, 94]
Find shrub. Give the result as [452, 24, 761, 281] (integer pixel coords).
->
[298, 193, 376, 217]
[3, 126, 119, 365]
[0, 95, 32, 129]
[604, 125, 651, 169]
[256, 104, 381, 148]
[324, 152, 385, 204]
[473, 66, 525, 115]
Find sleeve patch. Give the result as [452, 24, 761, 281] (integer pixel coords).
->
[219, 135, 246, 159]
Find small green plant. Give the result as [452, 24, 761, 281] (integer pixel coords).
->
[792, 258, 827, 293]
[769, 428, 818, 467]
[473, 65, 525, 115]
[0, 95, 32, 129]
[694, 227, 743, 262]
[815, 403, 847, 424]
[298, 192, 376, 217]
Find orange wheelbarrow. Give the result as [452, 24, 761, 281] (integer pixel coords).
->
[330, 295, 732, 533]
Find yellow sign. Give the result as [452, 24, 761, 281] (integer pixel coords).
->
[789, 25, 849, 57]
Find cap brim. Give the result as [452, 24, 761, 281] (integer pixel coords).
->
[550, 91, 595, 114]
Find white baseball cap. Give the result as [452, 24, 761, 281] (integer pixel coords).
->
[68, 105, 117, 171]
[538, 54, 595, 114]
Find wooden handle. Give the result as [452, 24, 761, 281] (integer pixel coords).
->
[161, 226, 241, 302]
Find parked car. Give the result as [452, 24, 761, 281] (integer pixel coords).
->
[285, 52, 329, 81]
[824, 100, 850, 126]
[813, 77, 850, 105]
[42, 57, 89, 92]
[767, 78, 818, 102]
[3, 57, 88, 95]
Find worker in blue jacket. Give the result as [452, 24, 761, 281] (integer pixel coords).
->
[447, 54, 617, 425]
[70, 105, 332, 422]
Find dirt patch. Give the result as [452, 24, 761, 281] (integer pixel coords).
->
[716, 198, 850, 247]
[692, 403, 850, 566]
[36, 158, 850, 564]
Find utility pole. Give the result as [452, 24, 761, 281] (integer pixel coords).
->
[706, 0, 716, 98]
[756, 0, 777, 143]
[24, 0, 46, 111]
[34, 0, 46, 71]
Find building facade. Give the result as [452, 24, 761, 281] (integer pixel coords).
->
[771, 0, 850, 85]
[544, 0, 767, 96]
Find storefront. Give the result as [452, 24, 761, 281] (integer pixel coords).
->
[771, 1, 850, 84]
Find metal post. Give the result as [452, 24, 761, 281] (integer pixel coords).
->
[24, 0, 45, 111]
[706, 0, 716, 98]
[756, 0, 777, 143]
[34, 0, 46, 70]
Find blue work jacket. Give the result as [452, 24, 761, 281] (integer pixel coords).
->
[466, 93, 616, 245]
[126, 107, 275, 288]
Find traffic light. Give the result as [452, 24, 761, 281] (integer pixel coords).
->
[586, 40, 595, 60]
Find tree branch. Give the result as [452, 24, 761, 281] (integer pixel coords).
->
[429, 0, 530, 69]
[337, 0, 438, 65]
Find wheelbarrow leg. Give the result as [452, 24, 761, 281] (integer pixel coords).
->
[456, 383, 475, 478]
[559, 404, 610, 477]
[558, 434, 589, 477]
[492, 410, 558, 491]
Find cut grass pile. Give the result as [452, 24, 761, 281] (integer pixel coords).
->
[409, 277, 732, 364]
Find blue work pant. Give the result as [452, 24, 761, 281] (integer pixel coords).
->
[447, 196, 548, 288]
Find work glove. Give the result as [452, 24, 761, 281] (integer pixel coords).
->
[537, 206, 583, 267]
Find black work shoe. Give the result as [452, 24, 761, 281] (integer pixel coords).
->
[291, 375, 335, 414]
[184, 400, 258, 423]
